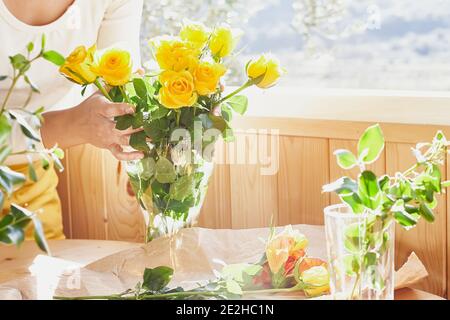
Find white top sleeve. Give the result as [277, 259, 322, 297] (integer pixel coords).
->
[97, 0, 143, 69]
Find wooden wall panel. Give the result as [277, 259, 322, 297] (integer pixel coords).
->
[386, 143, 447, 297]
[328, 139, 386, 204]
[198, 140, 232, 229]
[103, 152, 145, 242]
[65, 144, 107, 240]
[278, 136, 330, 226]
[229, 132, 279, 228]
[56, 149, 72, 239]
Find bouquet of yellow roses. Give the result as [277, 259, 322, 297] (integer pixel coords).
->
[57, 22, 283, 241]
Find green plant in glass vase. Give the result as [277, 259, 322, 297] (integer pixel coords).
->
[323, 124, 450, 299]
[0, 35, 65, 253]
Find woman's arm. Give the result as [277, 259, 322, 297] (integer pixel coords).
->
[41, 0, 144, 160]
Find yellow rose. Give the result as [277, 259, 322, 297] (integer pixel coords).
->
[266, 235, 292, 274]
[159, 70, 198, 109]
[92, 49, 132, 86]
[246, 54, 283, 88]
[59, 45, 97, 85]
[300, 266, 330, 298]
[154, 39, 199, 72]
[180, 23, 210, 49]
[209, 26, 240, 58]
[193, 62, 227, 96]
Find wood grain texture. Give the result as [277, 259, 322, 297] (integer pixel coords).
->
[103, 152, 145, 243]
[234, 117, 450, 144]
[56, 149, 72, 239]
[328, 139, 386, 204]
[386, 142, 447, 297]
[65, 144, 107, 240]
[198, 140, 232, 229]
[278, 136, 330, 226]
[229, 132, 279, 228]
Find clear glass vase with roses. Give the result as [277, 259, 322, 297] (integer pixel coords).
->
[56, 22, 284, 241]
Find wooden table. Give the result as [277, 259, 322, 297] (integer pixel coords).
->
[0, 240, 445, 300]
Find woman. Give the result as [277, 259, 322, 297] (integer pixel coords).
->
[0, 0, 144, 239]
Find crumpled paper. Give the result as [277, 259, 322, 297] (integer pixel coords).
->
[0, 225, 429, 300]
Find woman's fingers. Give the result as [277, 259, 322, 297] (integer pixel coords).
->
[101, 103, 135, 118]
[108, 144, 144, 161]
[118, 127, 144, 135]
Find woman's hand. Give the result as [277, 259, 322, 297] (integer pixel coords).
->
[41, 92, 145, 161]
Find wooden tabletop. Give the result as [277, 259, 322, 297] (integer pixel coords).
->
[0, 240, 445, 300]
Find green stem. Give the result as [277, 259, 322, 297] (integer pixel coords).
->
[119, 85, 130, 103]
[216, 80, 254, 106]
[94, 79, 112, 101]
[54, 291, 220, 300]
[0, 76, 19, 115]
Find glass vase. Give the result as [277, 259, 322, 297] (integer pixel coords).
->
[324, 204, 395, 300]
[126, 157, 214, 242]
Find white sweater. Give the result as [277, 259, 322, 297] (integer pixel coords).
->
[0, 0, 143, 164]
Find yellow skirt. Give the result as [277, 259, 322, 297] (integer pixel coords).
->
[2, 162, 65, 240]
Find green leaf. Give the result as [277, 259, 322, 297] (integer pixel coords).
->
[115, 114, 134, 130]
[28, 161, 38, 183]
[133, 78, 147, 100]
[130, 131, 150, 152]
[139, 157, 156, 180]
[226, 95, 248, 115]
[226, 279, 243, 295]
[43, 50, 65, 66]
[0, 75, 7, 81]
[378, 175, 390, 191]
[0, 190, 3, 209]
[0, 166, 26, 194]
[8, 110, 41, 142]
[0, 145, 12, 164]
[169, 175, 194, 201]
[0, 225, 25, 246]
[334, 149, 358, 170]
[53, 148, 65, 159]
[221, 104, 233, 122]
[151, 107, 169, 120]
[41, 34, 46, 51]
[358, 171, 381, 210]
[343, 254, 360, 276]
[32, 214, 50, 253]
[24, 76, 40, 93]
[322, 176, 358, 194]
[142, 266, 173, 292]
[344, 223, 366, 253]
[9, 54, 29, 72]
[392, 200, 419, 229]
[155, 157, 176, 184]
[27, 42, 34, 53]
[0, 114, 12, 145]
[419, 203, 435, 223]
[358, 124, 385, 164]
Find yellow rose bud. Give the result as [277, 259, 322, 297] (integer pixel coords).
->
[266, 235, 291, 274]
[180, 23, 210, 49]
[92, 49, 132, 86]
[209, 26, 240, 58]
[247, 54, 283, 89]
[154, 38, 199, 72]
[59, 45, 97, 85]
[159, 70, 198, 109]
[301, 266, 330, 298]
[193, 62, 227, 96]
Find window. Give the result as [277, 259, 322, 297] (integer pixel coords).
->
[141, 0, 450, 91]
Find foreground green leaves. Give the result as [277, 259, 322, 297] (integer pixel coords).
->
[0, 35, 59, 253]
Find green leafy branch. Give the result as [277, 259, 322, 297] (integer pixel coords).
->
[323, 124, 450, 298]
[0, 35, 66, 253]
